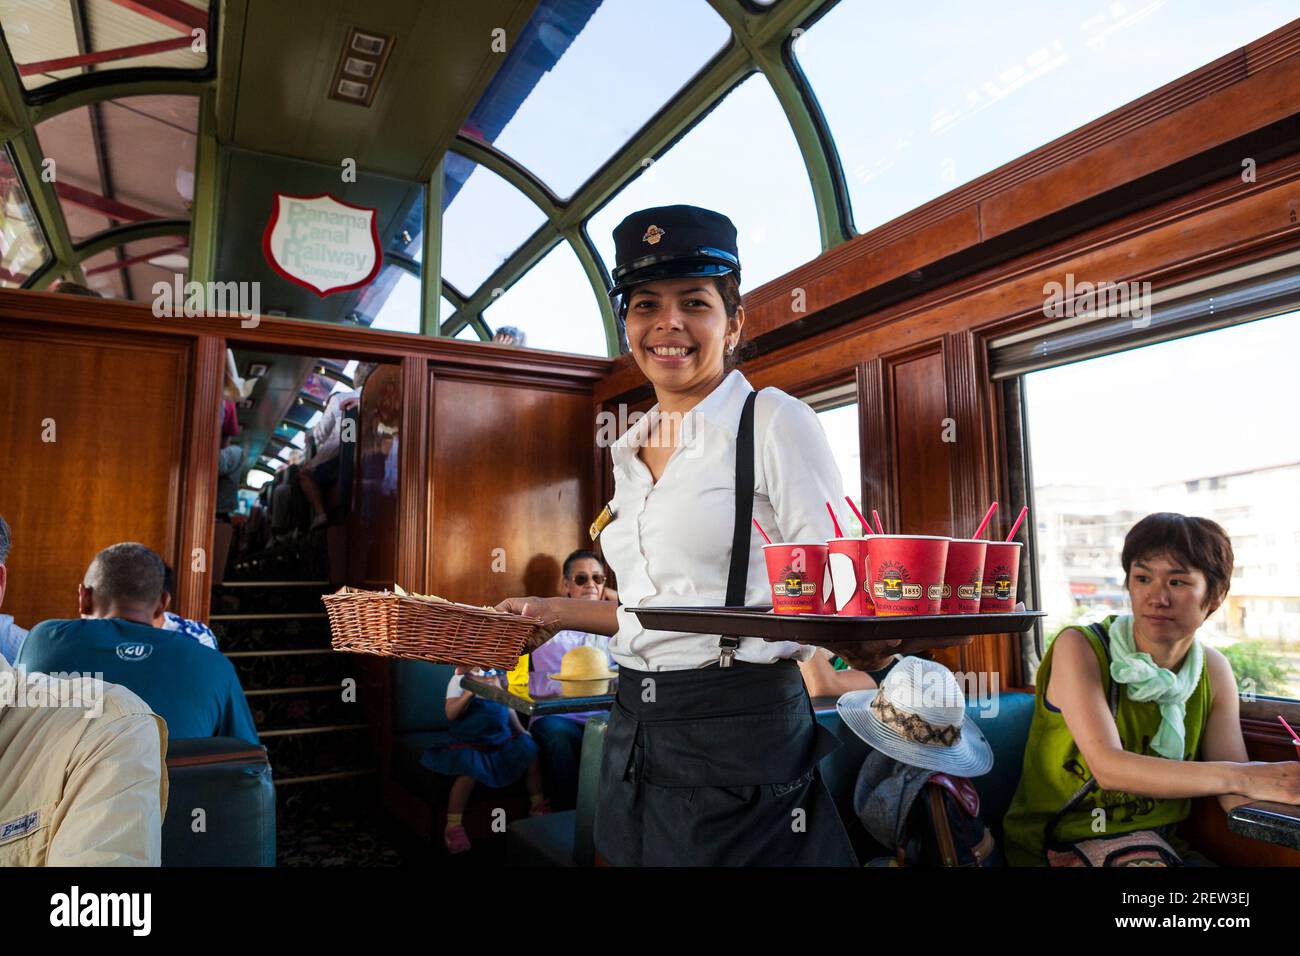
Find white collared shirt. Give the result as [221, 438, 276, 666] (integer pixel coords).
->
[603, 370, 849, 671]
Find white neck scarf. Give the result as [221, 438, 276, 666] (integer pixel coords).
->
[1107, 614, 1203, 761]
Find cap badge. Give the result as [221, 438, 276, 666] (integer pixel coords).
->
[642, 224, 665, 245]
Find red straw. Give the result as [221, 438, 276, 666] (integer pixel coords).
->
[1279, 715, 1300, 744]
[871, 510, 885, 535]
[752, 518, 772, 545]
[972, 501, 998, 540]
[825, 502, 844, 538]
[844, 496, 870, 535]
[1006, 505, 1029, 541]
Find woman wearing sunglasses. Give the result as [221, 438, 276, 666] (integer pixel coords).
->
[526, 550, 619, 810]
[499, 205, 954, 866]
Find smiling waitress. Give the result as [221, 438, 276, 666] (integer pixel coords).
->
[499, 205, 931, 866]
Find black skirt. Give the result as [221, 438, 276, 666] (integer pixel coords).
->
[594, 659, 858, 866]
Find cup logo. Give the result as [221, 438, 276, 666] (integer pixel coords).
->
[776, 565, 817, 597]
[873, 560, 921, 601]
[939, 584, 953, 599]
[957, 583, 979, 600]
[993, 566, 1014, 600]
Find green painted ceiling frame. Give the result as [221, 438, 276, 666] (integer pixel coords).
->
[430, 0, 847, 357]
[26, 77, 210, 125]
[705, 0, 852, 248]
[25, 217, 192, 290]
[420, 157, 444, 337]
[188, 86, 221, 289]
[0, 36, 85, 287]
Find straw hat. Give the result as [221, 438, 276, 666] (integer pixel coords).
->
[548, 644, 618, 681]
[837, 656, 993, 776]
[556, 677, 614, 698]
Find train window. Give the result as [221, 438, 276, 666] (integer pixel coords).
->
[0, 145, 50, 285]
[0, 0, 212, 92]
[454, 324, 482, 342]
[1023, 311, 1300, 700]
[481, 238, 605, 355]
[587, 73, 820, 292]
[796, 1, 1299, 235]
[441, 152, 547, 296]
[460, 0, 730, 198]
[36, 96, 198, 242]
[362, 268, 422, 335]
[803, 383, 865, 536]
[80, 235, 187, 302]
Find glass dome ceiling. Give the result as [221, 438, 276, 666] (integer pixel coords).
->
[0, 0, 1294, 356]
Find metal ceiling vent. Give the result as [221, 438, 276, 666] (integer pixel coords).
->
[329, 27, 394, 107]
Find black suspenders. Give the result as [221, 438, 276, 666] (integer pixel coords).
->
[719, 389, 759, 667]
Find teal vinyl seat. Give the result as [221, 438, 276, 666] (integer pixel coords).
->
[163, 737, 275, 866]
[816, 690, 1038, 847]
[506, 714, 608, 866]
[504, 692, 1038, 865]
[389, 659, 528, 835]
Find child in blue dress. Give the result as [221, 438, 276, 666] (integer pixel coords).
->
[422, 666, 549, 853]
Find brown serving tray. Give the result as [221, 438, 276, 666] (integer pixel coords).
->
[627, 606, 1045, 643]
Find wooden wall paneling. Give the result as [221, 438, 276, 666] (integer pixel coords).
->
[0, 323, 189, 629]
[426, 374, 595, 607]
[396, 355, 430, 595]
[942, 329, 1015, 682]
[177, 334, 224, 622]
[857, 358, 892, 537]
[0, 288, 612, 386]
[883, 345, 962, 674]
[886, 346, 952, 538]
[349, 362, 403, 588]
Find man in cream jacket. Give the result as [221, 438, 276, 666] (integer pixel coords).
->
[0, 535, 166, 865]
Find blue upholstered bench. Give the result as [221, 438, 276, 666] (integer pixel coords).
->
[506, 690, 1038, 866]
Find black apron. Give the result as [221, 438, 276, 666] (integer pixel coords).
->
[594, 390, 858, 866]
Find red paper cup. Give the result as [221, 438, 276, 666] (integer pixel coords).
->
[827, 536, 874, 616]
[762, 543, 831, 615]
[867, 535, 950, 616]
[980, 542, 1024, 613]
[940, 539, 988, 614]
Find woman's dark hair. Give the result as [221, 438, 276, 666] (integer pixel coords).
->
[713, 273, 756, 371]
[1121, 512, 1234, 613]
[563, 549, 602, 579]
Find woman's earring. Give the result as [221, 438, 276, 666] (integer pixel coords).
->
[727, 343, 735, 355]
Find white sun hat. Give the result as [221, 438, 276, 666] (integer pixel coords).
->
[836, 656, 993, 776]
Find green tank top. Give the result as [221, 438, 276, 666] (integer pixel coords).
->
[1002, 616, 1213, 866]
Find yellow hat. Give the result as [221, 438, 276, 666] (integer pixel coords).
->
[548, 644, 618, 681]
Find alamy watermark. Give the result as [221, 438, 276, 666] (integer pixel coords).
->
[152, 277, 261, 328]
[1043, 273, 1152, 328]
[0, 667, 105, 718]
[595, 405, 704, 457]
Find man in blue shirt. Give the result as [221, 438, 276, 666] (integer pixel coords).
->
[0, 515, 29, 664]
[18, 542, 259, 746]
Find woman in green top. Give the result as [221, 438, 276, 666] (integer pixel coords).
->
[1003, 512, 1300, 866]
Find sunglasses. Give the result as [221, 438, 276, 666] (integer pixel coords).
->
[570, 573, 606, 586]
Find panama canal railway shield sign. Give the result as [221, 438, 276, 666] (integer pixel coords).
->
[262, 192, 383, 296]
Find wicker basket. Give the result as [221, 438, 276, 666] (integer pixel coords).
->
[321, 586, 542, 669]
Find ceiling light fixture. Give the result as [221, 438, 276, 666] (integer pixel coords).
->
[329, 27, 393, 107]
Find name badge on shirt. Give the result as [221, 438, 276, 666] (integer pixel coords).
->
[589, 503, 616, 541]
